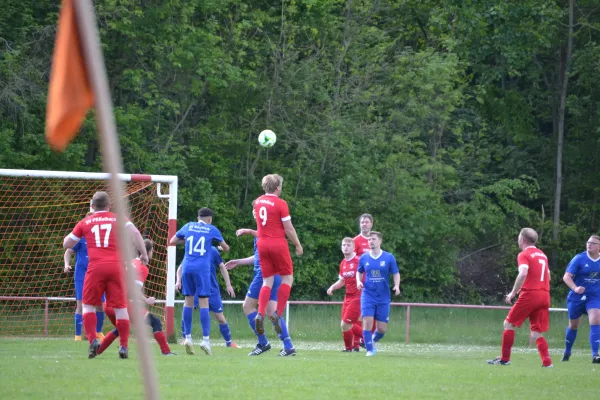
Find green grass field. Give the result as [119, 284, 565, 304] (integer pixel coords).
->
[2, 304, 599, 399]
[0, 338, 598, 399]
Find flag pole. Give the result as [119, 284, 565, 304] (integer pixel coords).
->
[71, 1, 159, 398]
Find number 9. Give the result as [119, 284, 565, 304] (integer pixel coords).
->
[259, 206, 268, 226]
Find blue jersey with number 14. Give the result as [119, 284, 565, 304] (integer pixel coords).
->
[176, 221, 224, 272]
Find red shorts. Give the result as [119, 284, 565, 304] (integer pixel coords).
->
[257, 239, 293, 278]
[82, 263, 127, 309]
[506, 290, 550, 332]
[341, 297, 361, 324]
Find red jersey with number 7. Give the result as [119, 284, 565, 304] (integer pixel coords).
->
[518, 246, 550, 292]
[70, 210, 133, 269]
[254, 194, 290, 239]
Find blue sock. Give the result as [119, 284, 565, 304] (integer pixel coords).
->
[183, 306, 193, 338]
[200, 307, 210, 337]
[74, 313, 82, 336]
[590, 325, 600, 356]
[374, 331, 385, 342]
[95, 311, 105, 333]
[277, 317, 293, 349]
[363, 330, 373, 352]
[247, 311, 268, 345]
[565, 327, 578, 355]
[219, 323, 232, 344]
[181, 316, 186, 337]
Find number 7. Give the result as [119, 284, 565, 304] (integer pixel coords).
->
[538, 259, 547, 281]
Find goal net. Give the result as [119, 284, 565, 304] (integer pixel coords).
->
[0, 169, 177, 338]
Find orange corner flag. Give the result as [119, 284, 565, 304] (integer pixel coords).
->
[46, 0, 94, 151]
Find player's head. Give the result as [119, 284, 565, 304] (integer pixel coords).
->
[359, 213, 373, 234]
[91, 191, 110, 211]
[518, 228, 538, 249]
[198, 207, 213, 223]
[368, 231, 382, 250]
[142, 238, 153, 260]
[262, 174, 283, 195]
[587, 235, 600, 255]
[341, 237, 355, 256]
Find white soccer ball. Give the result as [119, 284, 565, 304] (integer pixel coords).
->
[258, 129, 276, 148]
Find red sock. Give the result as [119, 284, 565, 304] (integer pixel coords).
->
[104, 306, 117, 327]
[352, 323, 363, 347]
[501, 329, 515, 361]
[82, 312, 97, 344]
[154, 331, 171, 354]
[342, 330, 353, 350]
[116, 319, 130, 348]
[257, 286, 272, 316]
[98, 330, 118, 355]
[536, 337, 552, 366]
[276, 284, 291, 316]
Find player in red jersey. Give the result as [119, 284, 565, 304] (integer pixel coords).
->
[63, 191, 149, 359]
[487, 228, 553, 367]
[99, 239, 175, 356]
[327, 237, 363, 351]
[253, 174, 303, 348]
[353, 214, 373, 257]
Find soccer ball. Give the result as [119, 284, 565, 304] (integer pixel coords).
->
[258, 129, 276, 148]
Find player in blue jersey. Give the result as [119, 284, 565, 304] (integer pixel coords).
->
[356, 231, 400, 357]
[226, 227, 295, 356]
[63, 213, 105, 341]
[561, 235, 600, 363]
[177, 247, 239, 348]
[170, 207, 229, 356]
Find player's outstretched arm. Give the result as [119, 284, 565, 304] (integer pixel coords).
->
[327, 278, 345, 296]
[236, 228, 257, 237]
[63, 248, 74, 273]
[282, 220, 303, 256]
[218, 263, 235, 297]
[224, 256, 254, 270]
[218, 240, 230, 252]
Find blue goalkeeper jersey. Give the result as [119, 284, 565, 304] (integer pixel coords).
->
[358, 250, 399, 304]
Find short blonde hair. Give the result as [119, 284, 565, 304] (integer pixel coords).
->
[262, 174, 283, 194]
[520, 228, 538, 245]
[342, 237, 355, 246]
[590, 235, 600, 242]
[92, 191, 110, 211]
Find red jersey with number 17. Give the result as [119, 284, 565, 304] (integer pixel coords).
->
[518, 246, 550, 292]
[254, 194, 291, 239]
[70, 211, 133, 269]
[339, 255, 361, 298]
[132, 258, 149, 287]
[353, 234, 370, 257]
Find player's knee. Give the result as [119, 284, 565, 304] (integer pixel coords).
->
[341, 322, 352, 331]
[215, 313, 226, 324]
[82, 304, 96, 314]
[242, 300, 256, 315]
[114, 308, 129, 320]
[503, 320, 515, 330]
[147, 314, 162, 333]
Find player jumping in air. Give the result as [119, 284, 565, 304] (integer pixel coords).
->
[63, 191, 149, 359]
[253, 174, 302, 356]
[487, 228, 553, 367]
[356, 231, 400, 357]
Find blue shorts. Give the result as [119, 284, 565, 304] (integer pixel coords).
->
[182, 269, 211, 298]
[567, 296, 600, 320]
[246, 272, 281, 301]
[209, 291, 223, 314]
[75, 279, 105, 303]
[361, 301, 390, 323]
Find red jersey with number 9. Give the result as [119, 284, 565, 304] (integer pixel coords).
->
[70, 211, 133, 269]
[253, 194, 290, 239]
[518, 246, 550, 292]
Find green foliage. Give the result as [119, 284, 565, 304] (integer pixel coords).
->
[1, 0, 599, 302]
